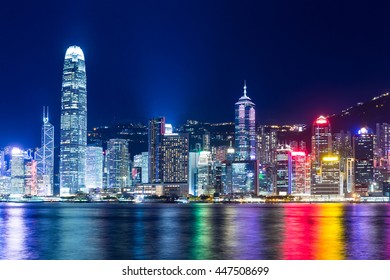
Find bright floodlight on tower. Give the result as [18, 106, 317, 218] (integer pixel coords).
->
[11, 147, 22, 155]
[358, 127, 368, 134]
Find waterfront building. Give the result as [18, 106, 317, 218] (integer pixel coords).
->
[148, 117, 165, 183]
[231, 160, 259, 195]
[131, 166, 142, 186]
[353, 127, 374, 195]
[107, 139, 130, 189]
[59, 45, 87, 195]
[0, 150, 5, 176]
[0, 176, 11, 195]
[35, 107, 54, 196]
[311, 155, 342, 196]
[188, 150, 200, 195]
[311, 116, 332, 188]
[85, 146, 103, 190]
[256, 126, 277, 165]
[133, 154, 142, 168]
[346, 158, 355, 194]
[213, 161, 223, 194]
[275, 145, 292, 195]
[311, 116, 332, 165]
[235, 81, 256, 160]
[25, 160, 38, 195]
[141, 152, 149, 184]
[197, 151, 213, 195]
[10, 148, 25, 195]
[289, 151, 310, 195]
[160, 131, 189, 184]
[132, 153, 143, 186]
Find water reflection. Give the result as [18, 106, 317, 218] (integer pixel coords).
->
[282, 204, 317, 259]
[1, 205, 27, 259]
[314, 204, 344, 259]
[1, 203, 390, 260]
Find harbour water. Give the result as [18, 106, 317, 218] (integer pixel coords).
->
[0, 202, 389, 260]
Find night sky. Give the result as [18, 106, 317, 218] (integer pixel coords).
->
[1, 0, 390, 149]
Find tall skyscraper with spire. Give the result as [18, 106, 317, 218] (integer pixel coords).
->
[35, 106, 54, 196]
[234, 81, 256, 160]
[59, 45, 87, 195]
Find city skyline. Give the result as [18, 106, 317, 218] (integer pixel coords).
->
[2, 0, 390, 149]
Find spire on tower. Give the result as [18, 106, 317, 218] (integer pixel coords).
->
[43, 106, 49, 123]
[243, 80, 247, 97]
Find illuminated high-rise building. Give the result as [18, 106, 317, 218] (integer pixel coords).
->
[311, 116, 332, 187]
[25, 160, 38, 195]
[10, 148, 25, 195]
[312, 155, 342, 196]
[161, 131, 189, 184]
[353, 127, 374, 195]
[275, 144, 292, 195]
[257, 126, 277, 165]
[148, 117, 165, 183]
[197, 151, 213, 195]
[189, 150, 200, 195]
[311, 116, 332, 164]
[376, 123, 390, 159]
[0, 150, 5, 176]
[35, 107, 54, 196]
[289, 151, 310, 195]
[346, 158, 355, 194]
[60, 45, 87, 195]
[235, 81, 256, 160]
[85, 146, 103, 190]
[141, 152, 149, 184]
[107, 139, 130, 189]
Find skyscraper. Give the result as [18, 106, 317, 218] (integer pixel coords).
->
[85, 146, 103, 190]
[353, 127, 374, 195]
[235, 81, 256, 160]
[59, 46, 87, 195]
[275, 144, 292, 195]
[160, 131, 189, 184]
[148, 117, 165, 183]
[35, 107, 54, 196]
[0, 150, 5, 176]
[289, 151, 310, 195]
[107, 139, 130, 189]
[311, 116, 332, 187]
[10, 148, 25, 195]
[311, 116, 332, 165]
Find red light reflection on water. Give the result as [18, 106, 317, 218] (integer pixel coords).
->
[281, 203, 345, 260]
[281, 204, 318, 259]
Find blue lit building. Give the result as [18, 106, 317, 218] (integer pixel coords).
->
[148, 117, 165, 183]
[107, 139, 130, 189]
[85, 145, 103, 190]
[60, 46, 87, 195]
[35, 107, 54, 196]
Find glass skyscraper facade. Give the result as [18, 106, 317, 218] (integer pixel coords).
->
[148, 117, 165, 183]
[35, 107, 54, 196]
[353, 128, 374, 195]
[85, 146, 103, 190]
[107, 139, 130, 189]
[234, 81, 256, 160]
[311, 116, 332, 165]
[59, 46, 87, 195]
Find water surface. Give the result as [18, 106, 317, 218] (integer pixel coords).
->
[0, 202, 389, 260]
